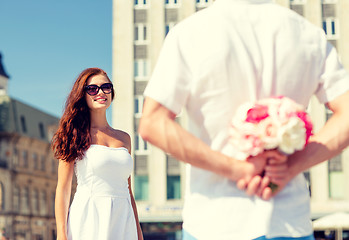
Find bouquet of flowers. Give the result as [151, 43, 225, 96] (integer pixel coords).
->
[229, 96, 313, 190]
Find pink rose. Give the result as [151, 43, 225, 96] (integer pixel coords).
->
[246, 104, 269, 123]
[294, 111, 313, 144]
[229, 125, 264, 157]
[240, 134, 264, 157]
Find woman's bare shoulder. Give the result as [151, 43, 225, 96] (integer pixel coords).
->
[110, 128, 131, 150]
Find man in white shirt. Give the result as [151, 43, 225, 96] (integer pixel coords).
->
[138, 0, 349, 239]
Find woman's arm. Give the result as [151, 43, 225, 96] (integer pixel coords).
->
[128, 177, 144, 240]
[55, 160, 75, 240]
[123, 133, 143, 240]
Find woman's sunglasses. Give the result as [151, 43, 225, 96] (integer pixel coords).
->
[85, 83, 113, 96]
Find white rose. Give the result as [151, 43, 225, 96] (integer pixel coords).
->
[258, 118, 281, 150]
[278, 117, 306, 154]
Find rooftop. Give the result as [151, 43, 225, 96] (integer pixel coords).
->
[0, 95, 59, 142]
[0, 53, 10, 79]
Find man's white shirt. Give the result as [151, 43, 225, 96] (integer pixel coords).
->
[144, 0, 349, 239]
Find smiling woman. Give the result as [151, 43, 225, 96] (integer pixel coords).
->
[51, 68, 143, 240]
[52, 68, 114, 162]
[85, 76, 114, 112]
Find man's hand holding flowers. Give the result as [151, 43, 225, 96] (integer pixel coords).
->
[231, 96, 313, 200]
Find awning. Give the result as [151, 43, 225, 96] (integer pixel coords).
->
[313, 212, 349, 230]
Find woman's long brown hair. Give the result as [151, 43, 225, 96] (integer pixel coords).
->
[51, 68, 115, 162]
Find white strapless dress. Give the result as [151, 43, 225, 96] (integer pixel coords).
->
[67, 144, 138, 240]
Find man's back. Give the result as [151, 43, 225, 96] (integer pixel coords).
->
[144, 0, 348, 239]
[173, 0, 326, 111]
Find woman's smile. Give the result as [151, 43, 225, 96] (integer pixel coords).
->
[94, 97, 107, 103]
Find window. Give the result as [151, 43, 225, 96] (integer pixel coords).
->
[13, 186, 19, 212]
[134, 24, 148, 43]
[21, 187, 30, 214]
[22, 150, 28, 168]
[134, 175, 149, 201]
[165, 22, 176, 36]
[167, 176, 181, 199]
[13, 147, 18, 166]
[322, 18, 339, 39]
[52, 159, 57, 174]
[134, 95, 144, 117]
[328, 153, 344, 199]
[290, 0, 306, 4]
[196, 0, 213, 8]
[135, 134, 149, 154]
[39, 123, 45, 139]
[326, 109, 344, 199]
[33, 234, 44, 240]
[167, 155, 181, 199]
[134, 59, 149, 79]
[165, 0, 180, 8]
[41, 156, 46, 171]
[0, 182, 4, 210]
[40, 190, 47, 215]
[20, 116, 27, 133]
[134, 156, 148, 201]
[134, 0, 148, 8]
[32, 189, 39, 214]
[52, 230, 57, 240]
[166, 0, 178, 4]
[33, 153, 38, 170]
[51, 192, 55, 216]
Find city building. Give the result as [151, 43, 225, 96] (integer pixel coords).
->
[112, 0, 349, 239]
[0, 53, 60, 240]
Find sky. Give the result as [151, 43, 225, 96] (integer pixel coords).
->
[0, 0, 113, 120]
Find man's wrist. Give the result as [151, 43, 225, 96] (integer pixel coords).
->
[220, 155, 244, 181]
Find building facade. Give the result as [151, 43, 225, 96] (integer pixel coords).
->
[0, 53, 60, 240]
[112, 0, 349, 238]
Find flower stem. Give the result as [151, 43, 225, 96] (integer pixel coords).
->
[268, 182, 278, 193]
